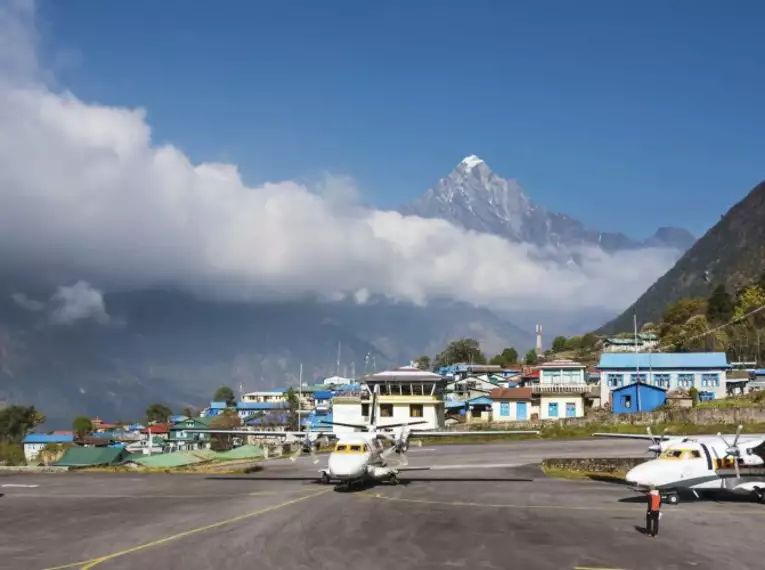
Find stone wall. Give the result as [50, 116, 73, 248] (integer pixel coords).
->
[0, 465, 70, 473]
[467, 406, 765, 431]
[542, 457, 647, 474]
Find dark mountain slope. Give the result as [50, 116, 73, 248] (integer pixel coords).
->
[599, 179, 765, 334]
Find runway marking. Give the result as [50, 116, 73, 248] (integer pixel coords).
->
[1, 483, 39, 488]
[428, 463, 521, 470]
[43, 489, 330, 570]
[574, 567, 626, 570]
[356, 492, 765, 516]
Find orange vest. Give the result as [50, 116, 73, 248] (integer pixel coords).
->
[648, 492, 661, 511]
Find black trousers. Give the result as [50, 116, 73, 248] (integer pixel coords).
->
[646, 510, 660, 536]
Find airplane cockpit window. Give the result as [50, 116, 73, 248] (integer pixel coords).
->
[661, 449, 700, 460]
[349, 445, 362, 452]
[335, 444, 348, 452]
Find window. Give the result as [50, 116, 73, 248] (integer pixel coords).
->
[607, 374, 623, 387]
[631, 373, 647, 384]
[622, 395, 632, 409]
[380, 404, 393, 417]
[678, 374, 694, 388]
[565, 402, 576, 417]
[349, 445, 362, 452]
[336, 444, 348, 452]
[653, 374, 670, 388]
[361, 403, 370, 417]
[690, 450, 701, 458]
[548, 402, 559, 417]
[701, 374, 720, 388]
[409, 404, 424, 418]
[500, 402, 510, 416]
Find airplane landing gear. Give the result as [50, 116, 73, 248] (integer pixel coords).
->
[663, 492, 680, 505]
[319, 471, 331, 485]
[388, 473, 399, 486]
[753, 487, 765, 504]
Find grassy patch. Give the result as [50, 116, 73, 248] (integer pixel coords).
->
[541, 465, 627, 483]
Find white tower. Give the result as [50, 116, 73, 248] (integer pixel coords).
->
[535, 324, 543, 355]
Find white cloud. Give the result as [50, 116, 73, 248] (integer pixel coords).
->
[0, 2, 678, 315]
[11, 292, 43, 311]
[50, 281, 110, 325]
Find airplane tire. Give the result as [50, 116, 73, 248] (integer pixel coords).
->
[320, 472, 330, 485]
[389, 474, 399, 486]
[665, 493, 679, 505]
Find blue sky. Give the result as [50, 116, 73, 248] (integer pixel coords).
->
[36, 0, 765, 240]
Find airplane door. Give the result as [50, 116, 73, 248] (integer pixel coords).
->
[517, 402, 528, 421]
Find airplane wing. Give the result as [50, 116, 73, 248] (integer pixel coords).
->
[409, 430, 540, 437]
[182, 429, 336, 438]
[591, 432, 674, 441]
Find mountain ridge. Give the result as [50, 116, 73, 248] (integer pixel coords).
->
[598, 178, 765, 334]
[399, 155, 695, 253]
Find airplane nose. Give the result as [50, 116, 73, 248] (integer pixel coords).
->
[626, 462, 657, 488]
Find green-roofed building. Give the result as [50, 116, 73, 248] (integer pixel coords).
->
[54, 446, 130, 467]
[168, 416, 214, 452]
[214, 444, 264, 461]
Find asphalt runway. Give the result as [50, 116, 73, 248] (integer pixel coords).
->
[1, 439, 763, 570]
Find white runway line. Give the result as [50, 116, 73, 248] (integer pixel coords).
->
[428, 463, 521, 470]
[2, 484, 40, 488]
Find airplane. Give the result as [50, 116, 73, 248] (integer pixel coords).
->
[593, 426, 765, 504]
[186, 386, 539, 488]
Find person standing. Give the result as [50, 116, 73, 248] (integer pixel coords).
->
[646, 486, 662, 537]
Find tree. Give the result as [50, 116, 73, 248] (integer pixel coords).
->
[660, 298, 706, 336]
[551, 336, 567, 353]
[413, 355, 431, 370]
[580, 332, 598, 350]
[72, 415, 93, 438]
[706, 284, 734, 325]
[564, 336, 581, 351]
[734, 284, 765, 323]
[213, 386, 236, 407]
[432, 338, 487, 369]
[209, 409, 242, 451]
[489, 347, 518, 367]
[285, 387, 300, 431]
[524, 349, 538, 365]
[180, 407, 196, 418]
[145, 403, 173, 424]
[641, 322, 656, 333]
[0, 405, 45, 445]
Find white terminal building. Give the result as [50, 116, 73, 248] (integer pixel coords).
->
[332, 366, 446, 433]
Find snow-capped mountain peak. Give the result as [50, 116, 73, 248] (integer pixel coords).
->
[398, 156, 694, 255]
[459, 154, 485, 171]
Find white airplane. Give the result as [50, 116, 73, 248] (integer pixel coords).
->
[594, 426, 765, 504]
[188, 387, 539, 488]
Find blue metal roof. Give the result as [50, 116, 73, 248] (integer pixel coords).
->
[209, 401, 228, 409]
[445, 400, 467, 409]
[597, 352, 729, 370]
[313, 390, 333, 400]
[236, 402, 289, 410]
[467, 396, 494, 406]
[612, 381, 667, 393]
[23, 434, 75, 444]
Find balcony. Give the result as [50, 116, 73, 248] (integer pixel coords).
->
[532, 383, 590, 394]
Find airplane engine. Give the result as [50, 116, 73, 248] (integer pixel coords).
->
[368, 465, 392, 478]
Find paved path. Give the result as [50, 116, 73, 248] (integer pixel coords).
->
[1, 439, 761, 570]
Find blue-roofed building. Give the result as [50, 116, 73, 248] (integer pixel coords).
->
[201, 401, 229, 417]
[611, 382, 667, 414]
[597, 352, 730, 406]
[235, 401, 290, 418]
[466, 395, 494, 423]
[313, 390, 333, 412]
[22, 433, 75, 462]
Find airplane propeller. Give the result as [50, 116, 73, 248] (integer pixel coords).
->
[382, 424, 412, 466]
[646, 427, 668, 457]
[718, 424, 744, 479]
